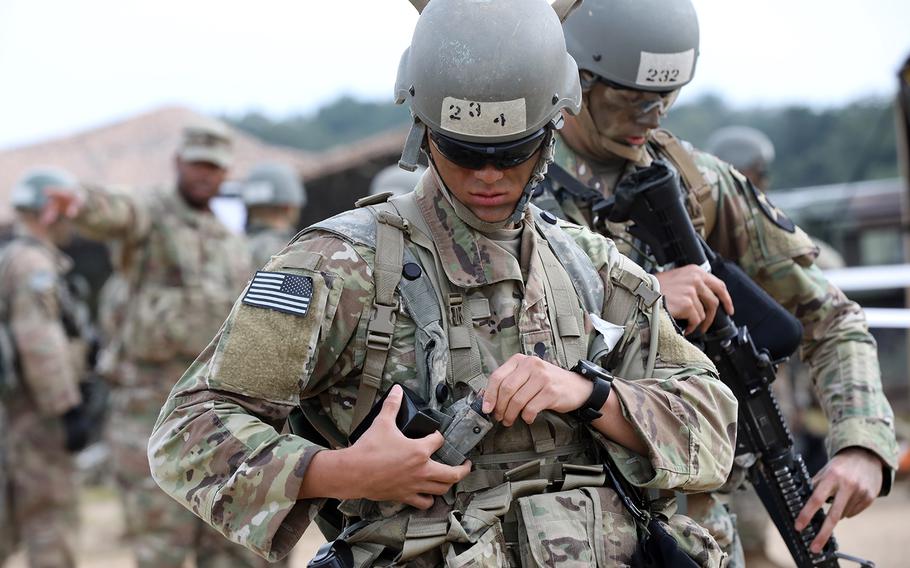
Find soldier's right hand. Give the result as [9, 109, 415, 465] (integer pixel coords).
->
[40, 186, 86, 225]
[655, 264, 734, 335]
[348, 385, 471, 509]
[300, 385, 471, 509]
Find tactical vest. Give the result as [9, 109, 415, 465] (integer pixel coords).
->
[295, 192, 675, 566]
[118, 191, 246, 366]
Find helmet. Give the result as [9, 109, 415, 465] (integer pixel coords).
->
[11, 167, 77, 211]
[369, 164, 427, 196]
[564, 0, 700, 92]
[241, 163, 307, 209]
[395, 0, 581, 158]
[705, 126, 776, 172]
[395, 0, 583, 222]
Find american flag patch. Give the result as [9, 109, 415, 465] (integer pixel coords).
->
[242, 271, 314, 317]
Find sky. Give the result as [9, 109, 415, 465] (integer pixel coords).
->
[0, 0, 908, 151]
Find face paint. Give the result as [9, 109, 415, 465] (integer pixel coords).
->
[570, 72, 679, 162]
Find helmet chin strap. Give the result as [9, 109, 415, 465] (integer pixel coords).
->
[507, 128, 557, 225]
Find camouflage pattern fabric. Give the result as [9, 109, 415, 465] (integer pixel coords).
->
[0, 233, 82, 568]
[541, 135, 899, 564]
[149, 170, 737, 566]
[245, 223, 294, 270]
[74, 186, 273, 568]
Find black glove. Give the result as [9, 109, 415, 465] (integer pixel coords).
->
[62, 405, 92, 453]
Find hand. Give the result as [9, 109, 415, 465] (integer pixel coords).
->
[655, 265, 734, 334]
[794, 447, 884, 554]
[40, 186, 85, 226]
[340, 385, 471, 509]
[481, 354, 593, 426]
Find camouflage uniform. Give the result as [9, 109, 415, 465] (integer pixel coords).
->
[538, 135, 899, 561]
[0, 230, 82, 568]
[246, 222, 293, 270]
[71, 184, 268, 568]
[149, 171, 739, 566]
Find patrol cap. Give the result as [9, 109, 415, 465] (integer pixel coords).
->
[369, 164, 427, 196]
[564, 0, 700, 92]
[705, 126, 776, 172]
[11, 167, 77, 211]
[177, 119, 233, 169]
[241, 163, 307, 208]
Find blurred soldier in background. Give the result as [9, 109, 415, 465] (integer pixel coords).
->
[705, 126, 775, 191]
[241, 163, 306, 269]
[0, 168, 95, 568]
[534, 0, 899, 565]
[41, 122, 269, 568]
[367, 163, 426, 196]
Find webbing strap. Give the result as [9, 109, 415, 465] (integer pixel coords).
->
[387, 193, 486, 392]
[534, 231, 586, 368]
[530, 205, 604, 315]
[603, 256, 661, 371]
[650, 129, 717, 237]
[351, 205, 405, 430]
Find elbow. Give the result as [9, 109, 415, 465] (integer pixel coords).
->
[688, 383, 738, 492]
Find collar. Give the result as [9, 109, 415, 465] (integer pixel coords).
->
[414, 169, 530, 289]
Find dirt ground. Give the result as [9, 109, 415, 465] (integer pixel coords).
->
[6, 482, 910, 567]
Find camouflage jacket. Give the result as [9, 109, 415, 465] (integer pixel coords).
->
[149, 170, 737, 562]
[541, 134, 899, 477]
[246, 223, 294, 270]
[0, 229, 81, 416]
[74, 185, 251, 374]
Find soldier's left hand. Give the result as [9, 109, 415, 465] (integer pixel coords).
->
[794, 447, 883, 553]
[481, 353, 593, 426]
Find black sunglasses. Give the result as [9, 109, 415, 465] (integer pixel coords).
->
[430, 127, 548, 171]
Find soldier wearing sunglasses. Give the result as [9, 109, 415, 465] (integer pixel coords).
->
[148, 0, 739, 566]
[533, 0, 898, 566]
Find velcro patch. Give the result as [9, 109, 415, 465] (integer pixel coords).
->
[242, 271, 313, 317]
[748, 180, 795, 233]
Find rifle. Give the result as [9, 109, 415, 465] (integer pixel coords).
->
[550, 160, 873, 568]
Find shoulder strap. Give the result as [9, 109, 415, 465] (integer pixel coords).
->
[529, 205, 604, 315]
[306, 201, 449, 431]
[649, 129, 717, 236]
[544, 163, 605, 207]
[351, 202, 405, 430]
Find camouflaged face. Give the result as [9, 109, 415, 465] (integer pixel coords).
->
[149, 170, 737, 563]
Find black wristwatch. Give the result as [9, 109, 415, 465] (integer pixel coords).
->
[570, 360, 613, 422]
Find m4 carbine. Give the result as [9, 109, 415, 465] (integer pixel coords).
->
[580, 160, 873, 568]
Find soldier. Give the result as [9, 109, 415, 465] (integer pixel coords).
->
[705, 126, 775, 192]
[533, 0, 899, 565]
[707, 125, 847, 567]
[0, 168, 93, 568]
[148, 1, 739, 566]
[368, 163, 427, 196]
[242, 163, 307, 269]
[41, 122, 269, 568]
